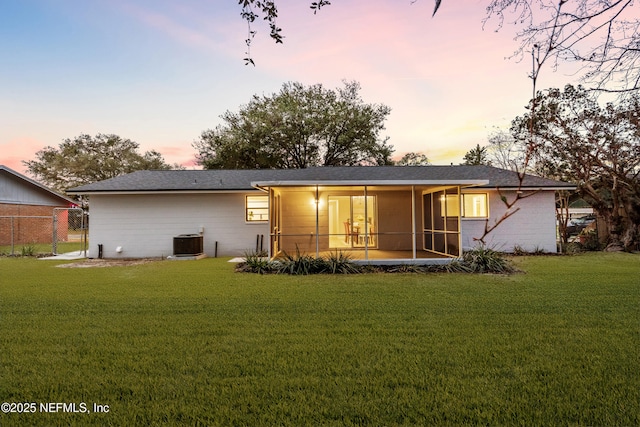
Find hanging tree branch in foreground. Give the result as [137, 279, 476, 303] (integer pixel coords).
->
[483, 0, 639, 93]
[239, 1, 639, 93]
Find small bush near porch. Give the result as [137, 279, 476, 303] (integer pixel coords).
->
[0, 253, 638, 426]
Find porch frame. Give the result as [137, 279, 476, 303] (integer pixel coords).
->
[252, 179, 488, 264]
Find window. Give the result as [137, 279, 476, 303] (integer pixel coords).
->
[246, 195, 268, 222]
[438, 193, 488, 218]
[462, 193, 488, 218]
[328, 195, 377, 248]
[440, 194, 460, 217]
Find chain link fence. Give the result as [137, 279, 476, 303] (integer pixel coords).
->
[0, 208, 88, 256]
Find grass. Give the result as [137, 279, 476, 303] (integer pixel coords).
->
[0, 241, 86, 257]
[0, 253, 638, 426]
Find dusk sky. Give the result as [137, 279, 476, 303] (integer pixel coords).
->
[1, 0, 582, 175]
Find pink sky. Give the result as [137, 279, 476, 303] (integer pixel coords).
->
[1, 0, 580, 176]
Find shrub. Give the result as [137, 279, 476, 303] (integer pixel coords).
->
[563, 242, 584, 254]
[512, 245, 527, 256]
[384, 264, 428, 274]
[580, 230, 601, 251]
[20, 243, 36, 257]
[460, 246, 516, 274]
[237, 250, 274, 274]
[276, 248, 325, 275]
[324, 250, 362, 274]
[532, 245, 547, 255]
[238, 247, 517, 276]
[441, 260, 473, 273]
[513, 245, 547, 256]
[238, 249, 362, 275]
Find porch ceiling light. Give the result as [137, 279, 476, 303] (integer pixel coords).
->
[311, 196, 323, 209]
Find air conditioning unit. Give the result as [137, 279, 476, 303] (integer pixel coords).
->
[173, 234, 203, 256]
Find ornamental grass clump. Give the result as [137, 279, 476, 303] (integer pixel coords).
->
[323, 250, 362, 274]
[237, 250, 274, 274]
[276, 248, 326, 275]
[239, 248, 363, 275]
[20, 243, 36, 257]
[460, 246, 516, 274]
[239, 247, 516, 275]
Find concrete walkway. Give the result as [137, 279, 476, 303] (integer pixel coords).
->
[39, 250, 87, 260]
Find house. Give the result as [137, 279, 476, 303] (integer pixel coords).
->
[68, 165, 575, 263]
[1, 165, 76, 246]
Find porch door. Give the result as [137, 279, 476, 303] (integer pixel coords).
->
[328, 195, 377, 249]
[422, 188, 461, 257]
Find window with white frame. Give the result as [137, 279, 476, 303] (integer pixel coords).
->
[462, 193, 488, 218]
[440, 194, 460, 217]
[246, 195, 268, 222]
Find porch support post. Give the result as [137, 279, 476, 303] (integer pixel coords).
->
[412, 185, 417, 259]
[315, 185, 320, 258]
[268, 186, 272, 258]
[457, 186, 462, 257]
[364, 186, 369, 261]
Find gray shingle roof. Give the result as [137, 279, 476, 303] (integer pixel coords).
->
[66, 165, 575, 194]
[1, 165, 76, 204]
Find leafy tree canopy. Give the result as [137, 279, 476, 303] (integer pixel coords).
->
[461, 144, 490, 166]
[193, 81, 394, 169]
[396, 152, 431, 166]
[510, 84, 640, 250]
[24, 133, 180, 194]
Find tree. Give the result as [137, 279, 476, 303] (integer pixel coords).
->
[510, 84, 640, 250]
[24, 133, 179, 194]
[240, 1, 639, 92]
[396, 152, 431, 166]
[461, 144, 490, 165]
[482, 0, 639, 94]
[485, 130, 524, 171]
[193, 81, 394, 169]
[240, 0, 330, 65]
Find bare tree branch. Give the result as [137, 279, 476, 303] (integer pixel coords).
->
[482, 0, 639, 93]
[240, 1, 639, 93]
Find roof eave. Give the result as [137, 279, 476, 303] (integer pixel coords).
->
[251, 179, 490, 189]
[66, 189, 261, 196]
[1, 165, 76, 205]
[478, 185, 577, 191]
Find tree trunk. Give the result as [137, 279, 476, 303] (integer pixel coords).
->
[603, 211, 625, 252]
[620, 216, 639, 251]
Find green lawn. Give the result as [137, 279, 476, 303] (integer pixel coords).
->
[0, 241, 87, 257]
[0, 253, 638, 426]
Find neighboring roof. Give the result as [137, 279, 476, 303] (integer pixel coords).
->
[0, 165, 76, 206]
[67, 166, 576, 195]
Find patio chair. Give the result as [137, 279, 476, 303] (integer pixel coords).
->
[343, 221, 359, 244]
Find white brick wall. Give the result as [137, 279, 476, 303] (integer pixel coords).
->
[87, 188, 559, 258]
[88, 193, 269, 258]
[461, 190, 558, 253]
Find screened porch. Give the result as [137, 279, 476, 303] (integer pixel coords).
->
[263, 184, 465, 264]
